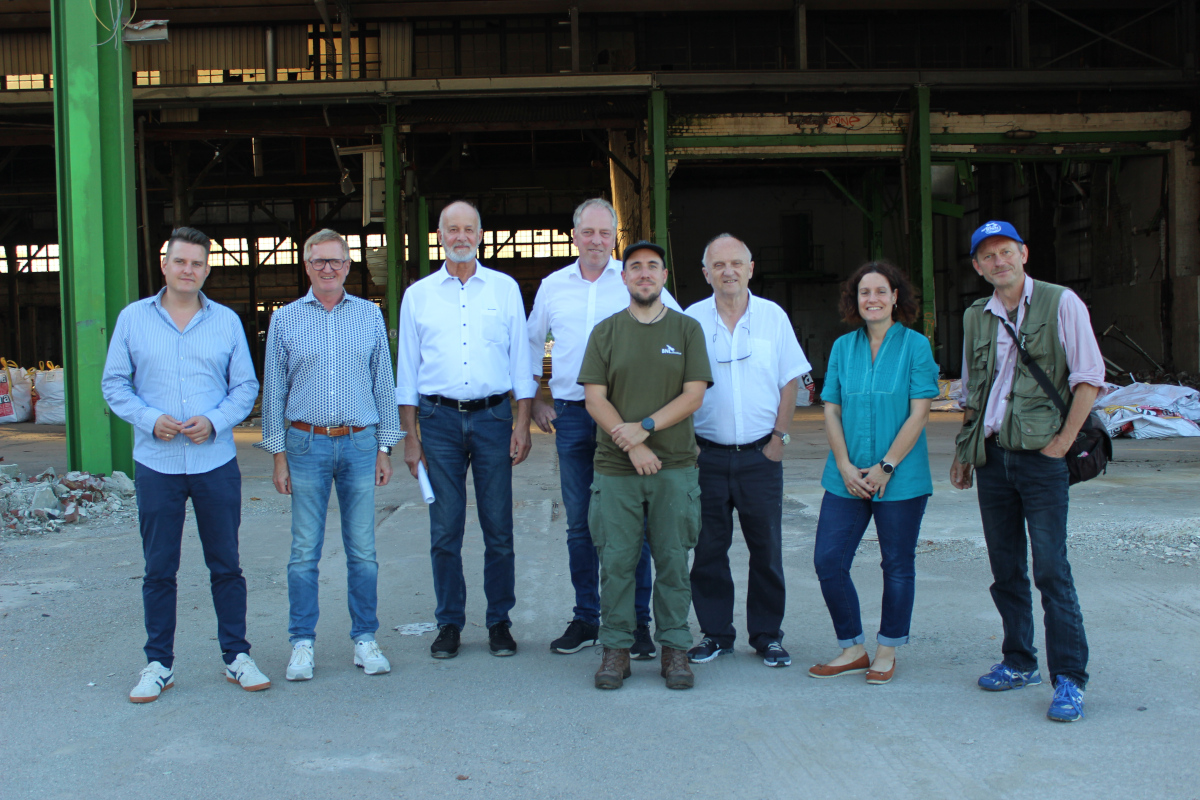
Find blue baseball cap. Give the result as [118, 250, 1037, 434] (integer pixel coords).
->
[970, 220, 1025, 256]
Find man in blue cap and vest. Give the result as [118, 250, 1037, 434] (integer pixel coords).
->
[950, 220, 1105, 723]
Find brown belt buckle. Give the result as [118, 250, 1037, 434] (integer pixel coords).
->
[327, 425, 350, 437]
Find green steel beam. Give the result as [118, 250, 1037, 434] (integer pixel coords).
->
[51, 0, 136, 475]
[665, 130, 1184, 151]
[932, 151, 1167, 162]
[417, 196, 430, 277]
[649, 89, 670, 272]
[931, 200, 965, 218]
[867, 167, 884, 260]
[667, 134, 905, 148]
[819, 169, 873, 219]
[382, 105, 400, 370]
[910, 85, 936, 351]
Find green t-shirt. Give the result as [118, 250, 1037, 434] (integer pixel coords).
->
[577, 307, 713, 476]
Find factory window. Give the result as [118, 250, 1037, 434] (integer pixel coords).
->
[0, 245, 60, 273]
[135, 71, 162, 86]
[3, 74, 51, 90]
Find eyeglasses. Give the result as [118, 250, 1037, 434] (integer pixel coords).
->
[712, 325, 752, 364]
[308, 258, 349, 271]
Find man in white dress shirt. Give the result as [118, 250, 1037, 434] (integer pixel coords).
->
[397, 200, 538, 659]
[526, 198, 681, 658]
[684, 233, 810, 668]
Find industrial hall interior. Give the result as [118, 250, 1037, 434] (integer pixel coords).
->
[0, 0, 1198, 474]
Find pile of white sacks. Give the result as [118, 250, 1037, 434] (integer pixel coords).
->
[0, 465, 136, 534]
[930, 378, 1200, 439]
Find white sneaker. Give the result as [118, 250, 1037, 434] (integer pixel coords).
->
[354, 639, 391, 675]
[287, 640, 314, 681]
[129, 661, 174, 703]
[225, 653, 271, 692]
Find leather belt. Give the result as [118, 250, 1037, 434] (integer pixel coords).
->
[696, 433, 773, 452]
[423, 393, 507, 412]
[291, 421, 365, 437]
[556, 399, 587, 408]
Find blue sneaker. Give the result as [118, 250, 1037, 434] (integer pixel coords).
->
[978, 662, 1043, 691]
[1047, 676, 1085, 722]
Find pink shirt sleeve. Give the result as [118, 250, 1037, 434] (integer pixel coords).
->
[1057, 290, 1105, 391]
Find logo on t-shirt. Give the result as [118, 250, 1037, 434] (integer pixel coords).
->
[661, 344, 681, 355]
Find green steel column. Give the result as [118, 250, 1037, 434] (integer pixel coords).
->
[417, 197, 430, 277]
[383, 105, 400, 369]
[51, 1, 137, 475]
[649, 89, 670, 271]
[910, 85, 936, 349]
[867, 167, 884, 261]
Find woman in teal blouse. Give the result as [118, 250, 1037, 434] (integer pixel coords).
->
[808, 260, 939, 685]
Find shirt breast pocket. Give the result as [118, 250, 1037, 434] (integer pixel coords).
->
[748, 338, 776, 386]
[482, 308, 508, 344]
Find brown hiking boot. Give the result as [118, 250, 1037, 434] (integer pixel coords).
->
[594, 647, 632, 690]
[661, 646, 695, 690]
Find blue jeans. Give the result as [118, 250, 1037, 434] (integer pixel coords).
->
[555, 400, 652, 627]
[419, 396, 516, 629]
[135, 458, 249, 668]
[976, 438, 1088, 687]
[813, 491, 929, 648]
[285, 424, 380, 644]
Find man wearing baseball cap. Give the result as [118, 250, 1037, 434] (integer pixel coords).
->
[950, 220, 1104, 722]
[577, 241, 712, 690]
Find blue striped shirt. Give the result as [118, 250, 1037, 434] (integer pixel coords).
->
[256, 289, 402, 454]
[101, 290, 259, 475]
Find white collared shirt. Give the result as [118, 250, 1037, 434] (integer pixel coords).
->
[685, 292, 810, 445]
[396, 262, 538, 404]
[526, 256, 681, 401]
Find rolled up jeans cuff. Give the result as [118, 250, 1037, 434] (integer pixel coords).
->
[876, 633, 909, 647]
[837, 633, 866, 648]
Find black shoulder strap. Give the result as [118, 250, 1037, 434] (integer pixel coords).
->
[997, 317, 1071, 418]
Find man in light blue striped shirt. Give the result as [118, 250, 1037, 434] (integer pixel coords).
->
[257, 228, 402, 681]
[102, 226, 269, 703]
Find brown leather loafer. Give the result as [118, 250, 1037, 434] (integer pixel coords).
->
[660, 646, 695, 690]
[866, 657, 896, 685]
[808, 653, 870, 679]
[595, 647, 631, 690]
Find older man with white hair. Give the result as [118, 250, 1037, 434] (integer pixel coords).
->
[685, 233, 809, 669]
[397, 200, 537, 660]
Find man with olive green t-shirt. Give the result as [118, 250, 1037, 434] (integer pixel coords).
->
[578, 241, 712, 690]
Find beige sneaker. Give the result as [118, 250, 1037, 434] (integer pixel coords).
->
[129, 661, 174, 703]
[225, 653, 271, 691]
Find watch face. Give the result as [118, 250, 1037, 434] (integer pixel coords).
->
[881, 462, 894, 474]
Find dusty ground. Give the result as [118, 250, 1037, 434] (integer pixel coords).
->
[1, 410, 1197, 800]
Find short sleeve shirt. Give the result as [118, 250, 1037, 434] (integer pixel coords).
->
[578, 308, 712, 476]
[820, 324, 940, 500]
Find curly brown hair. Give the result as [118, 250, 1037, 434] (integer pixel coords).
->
[838, 260, 919, 325]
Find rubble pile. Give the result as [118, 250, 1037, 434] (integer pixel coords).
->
[0, 465, 137, 534]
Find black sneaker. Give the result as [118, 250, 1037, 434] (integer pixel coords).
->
[687, 636, 733, 664]
[630, 623, 657, 660]
[759, 641, 792, 668]
[551, 620, 599, 654]
[489, 622, 517, 657]
[431, 624, 461, 659]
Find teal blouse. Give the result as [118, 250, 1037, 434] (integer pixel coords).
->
[820, 324, 940, 501]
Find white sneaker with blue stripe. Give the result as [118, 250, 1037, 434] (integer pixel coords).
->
[129, 661, 174, 703]
[225, 653, 271, 692]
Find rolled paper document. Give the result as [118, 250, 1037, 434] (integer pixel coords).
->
[417, 461, 435, 504]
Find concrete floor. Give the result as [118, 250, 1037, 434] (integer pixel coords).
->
[1, 409, 1198, 799]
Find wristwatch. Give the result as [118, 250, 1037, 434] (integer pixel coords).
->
[641, 417, 656, 433]
[379, 446, 393, 456]
[772, 429, 790, 445]
[879, 459, 895, 475]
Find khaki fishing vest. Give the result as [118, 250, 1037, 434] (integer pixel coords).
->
[955, 280, 1070, 466]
